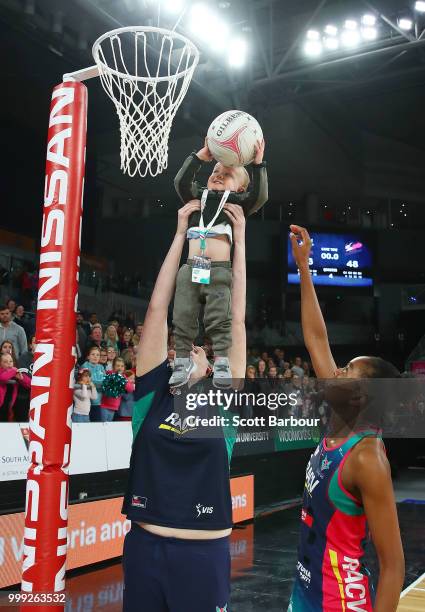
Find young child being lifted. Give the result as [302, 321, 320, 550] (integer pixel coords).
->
[170, 137, 268, 388]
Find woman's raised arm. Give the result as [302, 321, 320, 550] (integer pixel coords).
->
[137, 201, 201, 376]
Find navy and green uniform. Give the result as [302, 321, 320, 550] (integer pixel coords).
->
[122, 360, 237, 611]
[288, 431, 378, 612]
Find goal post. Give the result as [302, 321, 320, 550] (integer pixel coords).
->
[21, 81, 87, 609]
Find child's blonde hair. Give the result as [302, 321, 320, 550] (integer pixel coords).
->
[237, 166, 250, 191]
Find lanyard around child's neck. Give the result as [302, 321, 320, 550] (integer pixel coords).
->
[198, 188, 230, 254]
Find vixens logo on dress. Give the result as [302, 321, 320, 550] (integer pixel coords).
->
[321, 455, 332, 471]
[216, 606, 228, 612]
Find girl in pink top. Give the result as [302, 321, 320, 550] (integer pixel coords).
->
[0, 352, 31, 422]
[100, 357, 133, 422]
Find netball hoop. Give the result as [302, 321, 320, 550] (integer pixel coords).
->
[93, 27, 199, 177]
[64, 26, 199, 177]
[22, 26, 199, 606]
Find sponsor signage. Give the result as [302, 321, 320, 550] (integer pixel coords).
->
[0, 475, 254, 588]
[274, 426, 320, 452]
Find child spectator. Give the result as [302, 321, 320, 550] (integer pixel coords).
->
[81, 347, 105, 421]
[72, 369, 98, 423]
[117, 370, 135, 421]
[0, 352, 31, 422]
[106, 346, 117, 370]
[100, 347, 108, 369]
[121, 348, 135, 371]
[1, 340, 18, 365]
[100, 357, 131, 422]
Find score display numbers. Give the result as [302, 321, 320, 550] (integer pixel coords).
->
[287, 232, 373, 287]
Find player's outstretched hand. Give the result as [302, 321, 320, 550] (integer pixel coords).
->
[254, 138, 265, 164]
[289, 224, 312, 270]
[196, 138, 214, 162]
[224, 204, 245, 244]
[177, 200, 201, 236]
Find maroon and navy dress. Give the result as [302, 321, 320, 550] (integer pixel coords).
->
[288, 431, 378, 611]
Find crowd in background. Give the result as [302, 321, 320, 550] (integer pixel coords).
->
[1, 299, 327, 425]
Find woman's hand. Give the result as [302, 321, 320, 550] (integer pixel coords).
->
[177, 200, 201, 237]
[289, 224, 312, 271]
[224, 203, 245, 245]
[196, 138, 214, 162]
[254, 138, 265, 165]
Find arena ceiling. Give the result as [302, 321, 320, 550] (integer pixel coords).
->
[1, 0, 425, 225]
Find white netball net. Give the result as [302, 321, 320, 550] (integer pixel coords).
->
[92, 27, 199, 178]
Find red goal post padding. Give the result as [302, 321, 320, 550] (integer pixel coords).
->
[21, 81, 87, 610]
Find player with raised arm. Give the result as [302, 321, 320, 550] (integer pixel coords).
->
[121, 202, 247, 612]
[287, 225, 405, 612]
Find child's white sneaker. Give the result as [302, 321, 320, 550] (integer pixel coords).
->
[213, 357, 232, 389]
[169, 357, 195, 387]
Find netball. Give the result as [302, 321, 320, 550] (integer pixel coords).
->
[207, 110, 263, 167]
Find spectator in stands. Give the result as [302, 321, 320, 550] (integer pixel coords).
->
[17, 335, 35, 374]
[303, 360, 311, 377]
[261, 351, 269, 362]
[76, 315, 88, 362]
[122, 348, 137, 371]
[117, 370, 135, 421]
[109, 319, 120, 331]
[1, 340, 18, 366]
[100, 356, 130, 422]
[282, 361, 290, 373]
[268, 365, 279, 379]
[89, 312, 99, 329]
[14, 335, 36, 421]
[267, 358, 276, 370]
[0, 351, 31, 422]
[84, 324, 105, 355]
[292, 356, 304, 378]
[77, 311, 91, 337]
[100, 347, 108, 369]
[246, 365, 256, 379]
[119, 329, 134, 352]
[106, 346, 118, 370]
[81, 346, 105, 421]
[104, 324, 119, 351]
[134, 323, 144, 342]
[274, 348, 285, 369]
[257, 359, 267, 379]
[6, 299, 17, 315]
[13, 305, 35, 339]
[0, 306, 27, 358]
[72, 369, 98, 423]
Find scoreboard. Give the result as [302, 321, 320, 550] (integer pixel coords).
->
[288, 232, 373, 287]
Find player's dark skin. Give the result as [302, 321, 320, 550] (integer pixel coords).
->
[290, 224, 405, 612]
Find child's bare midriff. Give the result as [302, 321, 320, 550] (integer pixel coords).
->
[188, 234, 231, 261]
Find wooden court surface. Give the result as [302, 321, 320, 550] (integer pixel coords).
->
[398, 573, 425, 611]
